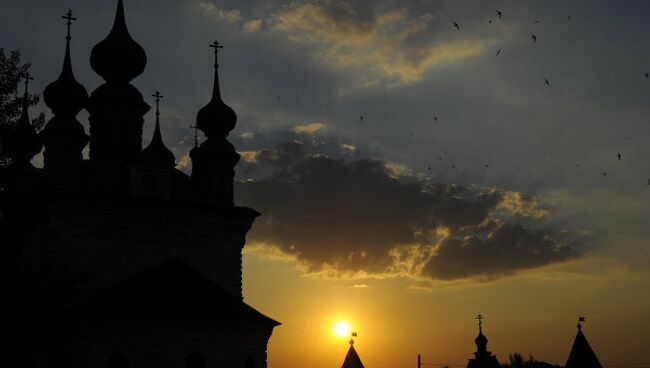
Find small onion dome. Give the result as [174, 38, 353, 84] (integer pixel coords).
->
[475, 331, 488, 351]
[196, 42, 236, 139]
[43, 39, 88, 116]
[138, 119, 175, 167]
[90, 0, 146, 84]
[7, 98, 42, 164]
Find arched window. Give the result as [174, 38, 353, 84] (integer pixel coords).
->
[106, 352, 129, 368]
[185, 353, 206, 368]
[245, 356, 255, 368]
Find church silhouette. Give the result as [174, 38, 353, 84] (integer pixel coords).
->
[0, 1, 278, 367]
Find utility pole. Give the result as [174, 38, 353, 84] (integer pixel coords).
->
[418, 353, 421, 368]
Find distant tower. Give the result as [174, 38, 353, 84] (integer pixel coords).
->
[565, 317, 603, 368]
[190, 40, 240, 204]
[341, 334, 365, 368]
[41, 9, 88, 185]
[87, 0, 149, 190]
[466, 314, 502, 368]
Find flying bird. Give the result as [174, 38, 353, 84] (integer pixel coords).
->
[452, 21, 460, 31]
[496, 48, 501, 56]
[647, 178, 650, 186]
[496, 10, 502, 19]
[567, 15, 573, 21]
[544, 78, 550, 86]
[427, 165, 431, 170]
[617, 152, 622, 161]
[359, 115, 363, 122]
[603, 171, 607, 177]
[485, 164, 489, 168]
[489, 19, 493, 24]
[533, 20, 541, 23]
[531, 34, 537, 42]
[643, 72, 649, 78]
[433, 116, 439, 122]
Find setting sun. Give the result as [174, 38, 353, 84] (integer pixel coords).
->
[333, 321, 351, 337]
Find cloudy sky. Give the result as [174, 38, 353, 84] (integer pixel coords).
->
[3, 0, 650, 366]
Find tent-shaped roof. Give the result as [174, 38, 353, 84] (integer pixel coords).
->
[565, 326, 603, 368]
[76, 258, 279, 327]
[341, 340, 365, 368]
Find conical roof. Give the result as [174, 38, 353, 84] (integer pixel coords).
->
[341, 339, 364, 368]
[565, 326, 603, 368]
[137, 91, 175, 167]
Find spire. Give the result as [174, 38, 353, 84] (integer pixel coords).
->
[566, 317, 603, 368]
[341, 333, 364, 368]
[6, 74, 42, 166]
[196, 40, 237, 139]
[90, 0, 146, 84]
[43, 9, 88, 116]
[138, 91, 175, 167]
[474, 314, 488, 353]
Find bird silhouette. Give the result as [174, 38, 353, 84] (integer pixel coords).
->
[427, 165, 431, 170]
[603, 171, 607, 177]
[359, 115, 364, 122]
[533, 20, 541, 23]
[433, 116, 439, 122]
[496, 10, 502, 19]
[617, 153, 622, 161]
[643, 72, 649, 78]
[531, 34, 537, 42]
[647, 178, 650, 186]
[485, 164, 489, 168]
[452, 165, 456, 169]
[452, 21, 460, 31]
[496, 48, 501, 56]
[489, 19, 493, 24]
[567, 15, 573, 21]
[544, 78, 550, 86]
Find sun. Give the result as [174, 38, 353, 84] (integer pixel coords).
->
[333, 321, 351, 337]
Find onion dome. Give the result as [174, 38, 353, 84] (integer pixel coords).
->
[196, 41, 237, 139]
[43, 9, 88, 116]
[475, 330, 488, 352]
[90, 0, 146, 84]
[138, 91, 175, 167]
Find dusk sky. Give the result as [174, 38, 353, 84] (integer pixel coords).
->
[3, 0, 650, 367]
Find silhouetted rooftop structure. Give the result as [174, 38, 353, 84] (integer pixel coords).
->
[341, 337, 365, 368]
[467, 314, 502, 368]
[565, 321, 603, 368]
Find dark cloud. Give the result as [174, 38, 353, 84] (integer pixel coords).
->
[236, 134, 582, 281]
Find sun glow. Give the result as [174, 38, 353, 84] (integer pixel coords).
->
[333, 321, 351, 337]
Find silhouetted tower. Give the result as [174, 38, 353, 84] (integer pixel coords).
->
[466, 314, 502, 368]
[341, 334, 365, 368]
[130, 90, 176, 197]
[190, 40, 240, 204]
[87, 0, 149, 190]
[41, 9, 88, 184]
[4, 74, 42, 170]
[565, 317, 603, 368]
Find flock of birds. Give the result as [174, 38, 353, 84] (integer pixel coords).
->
[350, 9, 650, 188]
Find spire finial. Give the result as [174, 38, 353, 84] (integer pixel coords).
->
[577, 316, 585, 330]
[62, 9, 77, 41]
[21, 73, 33, 98]
[152, 90, 163, 119]
[208, 40, 223, 100]
[209, 40, 223, 67]
[476, 314, 484, 333]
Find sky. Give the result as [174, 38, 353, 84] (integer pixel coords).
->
[3, 0, 650, 367]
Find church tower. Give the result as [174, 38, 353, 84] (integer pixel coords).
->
[466, 314, 502, 368]
[565, 318, 603, 368]
[0, 1, 279, 367]
[340, 335, 365, 368]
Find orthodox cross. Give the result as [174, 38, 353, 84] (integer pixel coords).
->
[21, 73, 34, 96]
[476, 314, 484, 332]
[209, 40, 223, 67]
[577, 316, 586, 329]
[62, 9, 77, 41]
[152, 91, 163, 118]
[188, 124, 199, 148]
